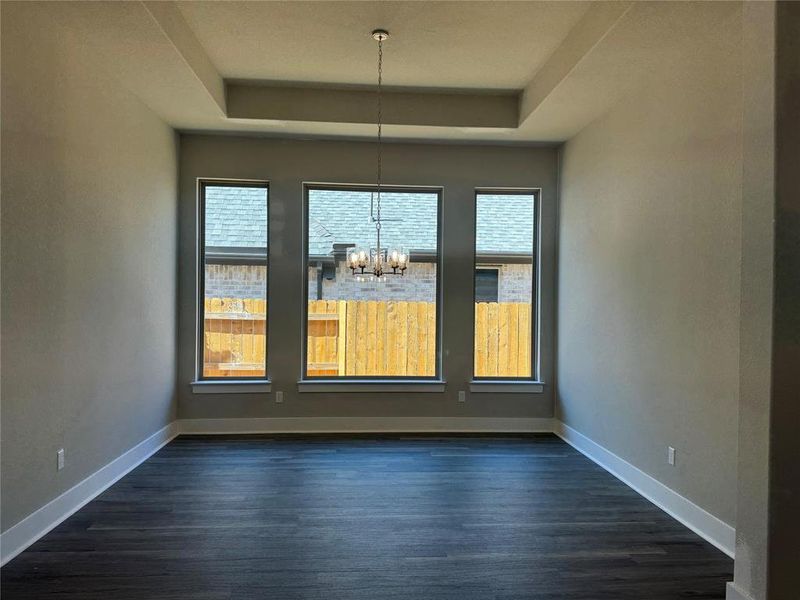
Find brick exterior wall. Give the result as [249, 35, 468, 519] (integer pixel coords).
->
[203, 262, 532, 302]
[308, 261, 533, 302]
[497, 263, 534, 302]
[204, 264, 266, 298]
[308, 261, 438, 302]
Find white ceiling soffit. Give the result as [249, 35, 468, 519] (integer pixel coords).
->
[176, 1, 592, 89]
[16, 1, 223, 128]
[32, 1, 740, 144]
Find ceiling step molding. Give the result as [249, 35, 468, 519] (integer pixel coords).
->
[226, 82, 519, 129]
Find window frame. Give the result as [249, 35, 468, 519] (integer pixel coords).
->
[301, 182, 444, 382]
[196, 178, 270, 382]
[472, 188, 540, 382]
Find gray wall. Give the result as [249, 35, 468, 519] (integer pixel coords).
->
[1, 2, 178, 531]
[734, 5, 800, 598]
[733, 2, 775, 597]
[556, 2, 742, 526]
[179, 136, 557, 420]
[768, 3, 800, 595]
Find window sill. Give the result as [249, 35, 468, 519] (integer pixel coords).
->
[469, 381, 544, 393]
[191, 380, 271, 394]
[297, 380, 446, 393]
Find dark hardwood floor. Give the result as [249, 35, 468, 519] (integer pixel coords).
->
[1, 434, 732, 599]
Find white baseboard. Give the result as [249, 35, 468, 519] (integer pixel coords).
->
[726, 582, 756, 600]
[0, 422, 179, 566]
[178, 416, 556, 435]
[725, 582, 753, 600]
[554, 421, 735, 558]
[2, 417, 737, 569]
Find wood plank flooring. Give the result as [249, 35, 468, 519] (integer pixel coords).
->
[1, 434, 733, 599]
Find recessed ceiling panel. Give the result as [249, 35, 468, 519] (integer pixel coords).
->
[177, 0, 590, 89]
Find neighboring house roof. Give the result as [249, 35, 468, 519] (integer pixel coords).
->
[205, 186, 267, 248]
[205, 186, 534, 257]
[308, 190, 439, 256]
[308, 216, 335, 257]
[475, 194, 535, 256]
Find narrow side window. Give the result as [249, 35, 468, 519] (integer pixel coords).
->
[198, 181, 268, 380]
[474, 191, 537, 379]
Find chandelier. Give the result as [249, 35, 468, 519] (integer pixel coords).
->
[347, 30, 408, 279]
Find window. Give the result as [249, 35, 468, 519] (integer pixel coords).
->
[304, 185, 441, 379]
[198, 181, 268, 379]
[474, 191, 537, 379]
[475, 268, 499, 303]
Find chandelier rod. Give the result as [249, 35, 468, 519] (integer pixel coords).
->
[347, 30, 406, 280]
[375, 30, 385, 260]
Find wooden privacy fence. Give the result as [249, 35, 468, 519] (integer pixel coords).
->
[474, 302, 532, 378]
[203, 298, 267, 378]
[307, 300, 437, 377]
[203, 298, 532, 378]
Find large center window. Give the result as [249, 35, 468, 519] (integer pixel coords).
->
[304, 185, 441, 379]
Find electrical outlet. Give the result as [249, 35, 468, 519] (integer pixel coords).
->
[57, 448, 65, 471]
[667, 446, 676, 466]
[458, 390, 466, 403]
[275, 391, 284, 403]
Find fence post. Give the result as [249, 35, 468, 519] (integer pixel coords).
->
[337, 300, 347, 375]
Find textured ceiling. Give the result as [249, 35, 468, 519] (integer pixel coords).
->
[177, 1, 591, 89]
[26, 1, 740, 144]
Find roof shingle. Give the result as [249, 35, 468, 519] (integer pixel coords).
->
[205, 186, 534, 256]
